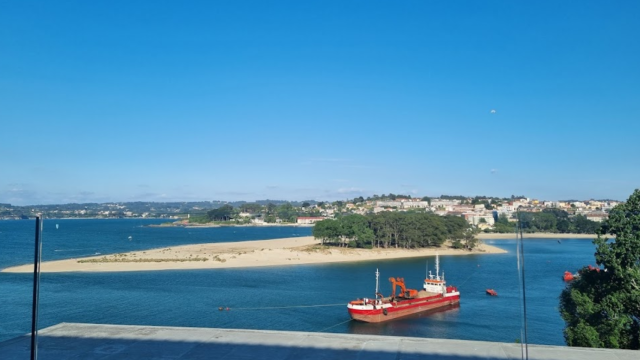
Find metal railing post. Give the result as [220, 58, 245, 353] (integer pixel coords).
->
[31, 216, 43, 360]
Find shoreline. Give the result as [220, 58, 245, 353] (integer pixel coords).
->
[148, 223, 314, 228]
[478, 233, 603, 239]
[1, 236, 507, 273]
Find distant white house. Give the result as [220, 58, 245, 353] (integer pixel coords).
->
[585, 212, 608, 222]
[296, 217, 325, 225]
[463, 213, 495, 226]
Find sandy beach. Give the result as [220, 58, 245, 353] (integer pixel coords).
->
[1, 236, 506, 273]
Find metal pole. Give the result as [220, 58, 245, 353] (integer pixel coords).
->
[31, 216, 43, 360]
[517, 211, 529, 360]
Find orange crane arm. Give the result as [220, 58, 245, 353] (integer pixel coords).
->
[396, 277, 407, 295]
[389, 277, 408, 298]
[388, 277, 397, 297]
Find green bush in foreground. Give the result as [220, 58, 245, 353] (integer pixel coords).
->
[559, 189, 640, 349]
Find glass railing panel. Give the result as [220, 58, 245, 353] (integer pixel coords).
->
[5, 214, 529, 358]
[0, 219, 37, 343]
[34, 215, 527, 353]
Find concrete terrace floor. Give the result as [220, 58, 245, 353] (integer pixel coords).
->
[0, 323, 637, 360]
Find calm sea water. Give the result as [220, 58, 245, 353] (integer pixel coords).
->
[0, 219, 597, 345]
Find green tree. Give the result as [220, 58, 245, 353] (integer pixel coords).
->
[463, 226, 480, 250]
[266, 203, 277, 215]
[451, 239, 464, 249]
[207, 204, 234, 221]
[572, 214, 601, 234]
[276, 203, 298, 223]
[533, 212, 557, 232]
[543, 208, 570, 221]
[559, 189, 640, 349]
[240, 203, 263, 213]
[340, 214, 373, 248]
[491, 214, 516, 233]
[557, 219, 571, 233]
[517, 212, 536, 231]
[312, 219, 342, 245]
[443, 215, 468, 241]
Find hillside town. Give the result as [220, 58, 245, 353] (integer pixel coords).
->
[1, 195, 617, 232]
[300, 196, 615, 230]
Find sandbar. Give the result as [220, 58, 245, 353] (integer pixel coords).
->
[1, 236, 506, 273]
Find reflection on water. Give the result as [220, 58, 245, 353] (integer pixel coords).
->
[347, 304, 461, 336]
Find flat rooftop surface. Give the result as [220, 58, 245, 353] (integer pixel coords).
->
[0, 323, 637, 360]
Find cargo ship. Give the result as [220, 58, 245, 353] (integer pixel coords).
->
[347, 254, 460, 323]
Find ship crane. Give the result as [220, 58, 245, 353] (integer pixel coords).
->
[389, 277, 418, 299]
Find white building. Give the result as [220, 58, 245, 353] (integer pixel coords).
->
[296, 217, 325, 225]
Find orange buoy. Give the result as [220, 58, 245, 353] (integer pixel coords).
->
[563, 271, 574, 282]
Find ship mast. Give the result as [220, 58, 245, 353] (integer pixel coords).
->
[425, 260, 428, 279]
[435, 253, 440, 281]
[375, 268, 379, 298]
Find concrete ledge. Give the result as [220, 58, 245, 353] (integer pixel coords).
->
[0, 323, 637, 360]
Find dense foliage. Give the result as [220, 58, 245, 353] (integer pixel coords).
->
[202, 202, 322, 224]
[312, 212, 479, 249]
[207, 204, 234, 221]
[488, 209, 602, 234]
[559, 189, 640, 349]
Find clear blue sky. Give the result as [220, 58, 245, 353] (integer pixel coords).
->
[1, 1, 639, 205]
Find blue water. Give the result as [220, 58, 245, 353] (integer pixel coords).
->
[0, 219, 597, 346]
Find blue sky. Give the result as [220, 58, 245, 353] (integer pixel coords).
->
[1, 1, 639, 205]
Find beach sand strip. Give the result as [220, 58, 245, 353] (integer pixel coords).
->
[2, 236, 507, 273]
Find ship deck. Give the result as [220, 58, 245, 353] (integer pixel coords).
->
[388, 290, 441, 303]
[1, 323, 637, 360]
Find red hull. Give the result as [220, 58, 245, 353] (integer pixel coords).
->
[563, 271, 574, 282]
[348, 294, 460, 323]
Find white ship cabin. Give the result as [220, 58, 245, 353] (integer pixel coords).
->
[423, 271, 446, 294]
[423, 254, 446, 294]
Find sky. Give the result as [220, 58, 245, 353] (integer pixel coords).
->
[1, 1, 639, 205]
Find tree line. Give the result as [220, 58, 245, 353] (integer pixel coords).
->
[198, 202, 322, 224]
[488, 209, 602, 234]
[312, 212, 479, 250]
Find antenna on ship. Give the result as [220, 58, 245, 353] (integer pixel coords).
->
[426, 260, 428, 279]
[375, 268, 380, 299]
